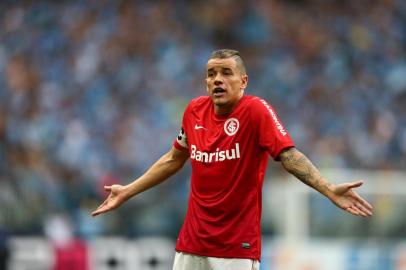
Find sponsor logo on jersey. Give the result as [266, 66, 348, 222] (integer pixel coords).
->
[224, 118, 239, 136]
[259, 99, 287, 136]
[190, 143, 240, 163]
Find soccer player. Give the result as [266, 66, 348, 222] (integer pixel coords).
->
[92, 49, 373, 270]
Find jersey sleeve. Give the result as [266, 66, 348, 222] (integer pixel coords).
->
[173, 103, 190, 153]
[173, 126, 189, 152]
[253, 98, 295, 160]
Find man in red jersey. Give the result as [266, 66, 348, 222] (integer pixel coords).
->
[92, 49, 373, 270]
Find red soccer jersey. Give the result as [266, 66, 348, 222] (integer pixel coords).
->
[173, 95, 295, 260]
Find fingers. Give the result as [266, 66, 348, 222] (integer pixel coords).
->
[92, 200, 109, 217]
[345, 198, 373, 217]
[92, 204, 112, 217]
[92, 186, 119, 217]
[92, 208, 107, 217]
[92, 187, 112, 217]
[355, 201, 372, 216]
[92, 206, 111, 216]
[346, 205, 363, 216]
[353, 192, 373, 211]
[346, 204, 370, 217]
[338, 180, 374, 217]
[348, 180, 363, 189]
[350, 203, 370, 217]
[348, 190, 373, 216]
[335, 180, 363, 195]
[347, 180, 374, 217]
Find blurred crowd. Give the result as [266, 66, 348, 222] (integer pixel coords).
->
[0, 0, 405, 238]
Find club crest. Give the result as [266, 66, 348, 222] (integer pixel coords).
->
[224, 118, 239, 136]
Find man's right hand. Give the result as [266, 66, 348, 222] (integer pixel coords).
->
[92, 184, 130, 217]
[91, 147, 188, 217]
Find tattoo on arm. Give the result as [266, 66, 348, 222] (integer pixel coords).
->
[279, 147, 333, 196]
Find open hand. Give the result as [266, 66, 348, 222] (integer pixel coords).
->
[92, 184, 129, 217]
[329, 180, 373, 217]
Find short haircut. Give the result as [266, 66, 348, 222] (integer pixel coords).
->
[209, 49, 247, 75]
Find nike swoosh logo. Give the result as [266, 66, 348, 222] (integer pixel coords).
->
[194, 124, 207, 130]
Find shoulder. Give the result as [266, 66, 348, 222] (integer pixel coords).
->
[186, 96, 211, 112]
[243, 95, 275, 116]
[189, 96, 211, 106]
[182, 96, 211, 120]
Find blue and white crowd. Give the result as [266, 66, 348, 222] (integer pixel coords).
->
[0, 0, 405, 240]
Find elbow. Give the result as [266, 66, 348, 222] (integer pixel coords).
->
[170, 159, 185, 172]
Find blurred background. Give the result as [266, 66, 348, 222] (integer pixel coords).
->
[0, 0, 405, 269]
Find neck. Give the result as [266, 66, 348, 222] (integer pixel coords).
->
[214, 105, 232, 116]
[214, 95, 243, 116]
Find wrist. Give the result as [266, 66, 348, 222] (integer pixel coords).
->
[122, 184, 136, 199]
[323, 183, 336, 199]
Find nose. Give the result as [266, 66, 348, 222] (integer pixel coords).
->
[214, 73, 223, 85]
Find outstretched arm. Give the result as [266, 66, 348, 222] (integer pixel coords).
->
[278, 147, 373, 217]
[92, 146, 189, 216]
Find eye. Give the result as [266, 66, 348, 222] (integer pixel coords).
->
[207, 72, 214, 77]
[223, 69, 233, 75]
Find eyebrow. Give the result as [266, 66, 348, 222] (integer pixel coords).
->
[207, 67, 233, 72]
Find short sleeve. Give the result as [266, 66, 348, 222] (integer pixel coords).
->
[253, 98, 295, 159]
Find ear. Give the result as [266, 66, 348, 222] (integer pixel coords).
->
[240, 75, 248, 90]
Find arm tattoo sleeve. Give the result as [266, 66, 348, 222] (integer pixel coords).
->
[279, 147, 333, 196]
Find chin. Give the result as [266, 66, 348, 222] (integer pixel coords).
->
[211, 97, 228, 106]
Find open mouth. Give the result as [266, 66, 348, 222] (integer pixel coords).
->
[213, 87, 226, 97]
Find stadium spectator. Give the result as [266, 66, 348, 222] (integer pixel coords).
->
[0, 0, 404, 237]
